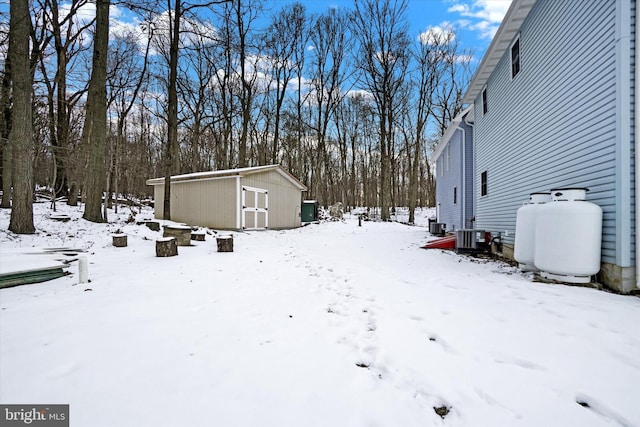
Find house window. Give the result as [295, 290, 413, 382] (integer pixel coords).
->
[482, 87, 488, 115]
[481, 171, 488, 196]
[511, 35, 521, 78]
[453, 187, 457, 204]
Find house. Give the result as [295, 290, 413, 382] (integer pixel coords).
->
[146, 165, 307, 230]
[436, 0, 637, 293]
[433, 106, 474, 232]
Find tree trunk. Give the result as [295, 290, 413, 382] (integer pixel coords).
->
[81, 0, 109, 223]
[163, 0, 181, 220]
[8, 0, 35, 233]
[0, 53, 11, 208]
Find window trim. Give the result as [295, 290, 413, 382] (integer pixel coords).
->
[510, 34, 521, 79]
[481, 87, 488, 115]
[481, 171, 488, 196]
[446, 144, 450, 171]
[453, 186, 457, 205]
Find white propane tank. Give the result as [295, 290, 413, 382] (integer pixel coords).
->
[534, 188, 603, 283]
[514, 192, 551, 271]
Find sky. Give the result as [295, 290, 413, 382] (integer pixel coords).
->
[283, 0, 513, 57]
[0, 0, 513, 70]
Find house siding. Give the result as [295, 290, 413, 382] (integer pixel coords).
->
[435, 120, 474, 231]
[473, 0, 629, 272]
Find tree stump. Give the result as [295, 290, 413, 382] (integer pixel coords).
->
[156, 237, 178, 257]
[191, 232, 206, 242]
[163, 225, 192, 246]
[216, 235, 234, 252]
[112, 234, 128, 247]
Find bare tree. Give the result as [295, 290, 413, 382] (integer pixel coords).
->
[402, 26, 443, 223]
[43, 0, 94, 200]
[106, 25, 152, 214]
[352, 0, 410, 220]
[159, 0, 229, 220]
[0, 41, 11, 209]
[264, 2, 306, 165]
[81, 0, 109, 223]
[231, 0, 262, 168]
[429, 26, 472, 137]
[307, 7, 352, 205]
[8, 0, 35, 233]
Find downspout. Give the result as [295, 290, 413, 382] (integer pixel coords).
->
[463, 111, 475, 229]
[633, 1, 640, 289]
[616, 0, 633, 291]
[456, 127, 466, 229]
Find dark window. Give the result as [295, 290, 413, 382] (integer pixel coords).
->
[511, 36, 521, 78]
[482, 88, 488, 114]
[453, 187, 457, 204]
[481, 171, 488, 196]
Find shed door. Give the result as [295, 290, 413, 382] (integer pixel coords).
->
[242, 186, 268, 230]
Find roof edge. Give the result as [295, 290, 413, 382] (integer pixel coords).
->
[433, 105, 474, 160]
[146, 164, 307, 191]
[461, 0, 536, 105]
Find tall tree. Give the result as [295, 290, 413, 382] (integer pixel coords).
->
[106, 27, 152, 213]
[8, 0, 35, 233]
[0, 39, 12, 209]
[232, 0, 262, 168]
[81, 0, 109, 222]
[264, 2, 306, 165]
[161, 0, 229, 220]
[352, 0, 410, 220]
[403, 26, 443, 224]
[44, 0, 94, 199]
[307, 8, 352, 205]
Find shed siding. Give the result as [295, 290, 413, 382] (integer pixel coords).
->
[473, 0, 625, 265]
[152, 178, 237, 229]
[242, 171, 302, 229]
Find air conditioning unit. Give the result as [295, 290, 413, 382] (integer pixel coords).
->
[430, 222, 446, 236]
[455, 229, 485, 251]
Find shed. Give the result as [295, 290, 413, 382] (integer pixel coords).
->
[146, 165, 307, 230]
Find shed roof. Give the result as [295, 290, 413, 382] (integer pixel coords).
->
[461, 0, 536, 105]
[146, 164, 308, 191]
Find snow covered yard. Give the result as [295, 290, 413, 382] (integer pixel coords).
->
[1, 203, 639, 427]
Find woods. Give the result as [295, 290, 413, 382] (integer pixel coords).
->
[0, 0, 472, 230]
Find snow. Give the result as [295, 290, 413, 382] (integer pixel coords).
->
[1, 202, 639, 427]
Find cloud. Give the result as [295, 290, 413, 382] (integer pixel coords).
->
[418, 23, 456, 45]
[447, 0, 512, 39]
